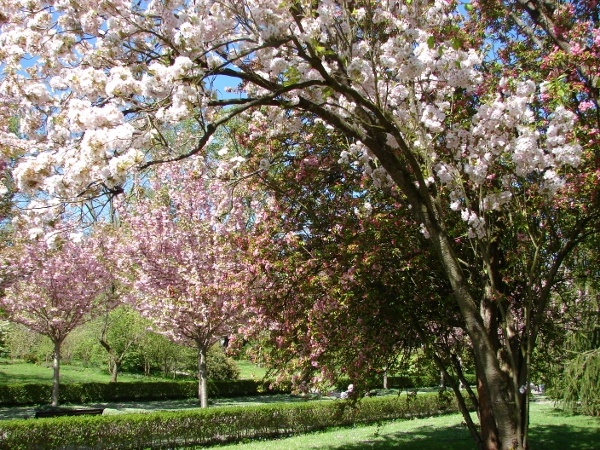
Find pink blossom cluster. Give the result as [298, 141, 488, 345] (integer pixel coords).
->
[115, 159, 254, 348]
[0, 233, 113, 343]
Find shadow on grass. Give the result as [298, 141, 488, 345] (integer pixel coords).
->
[318, 423, 475, 450]
[527, 424, 600, 450]
[213, 394, 322, 406]
[0, 394, 317, 421]
[315, 422, 599, 450]
[0, 370, 51, 384]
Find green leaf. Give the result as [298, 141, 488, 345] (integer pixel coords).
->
[427, 36, 435, 50]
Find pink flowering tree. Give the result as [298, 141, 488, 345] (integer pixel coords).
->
[1, 1, 599, 447]
[116, 159, 253, 408]
[244, 124, 462, 393]
[0, 233, 113, 406]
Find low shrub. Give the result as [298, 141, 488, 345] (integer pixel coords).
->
[0, 392, 472, 450]
[335, 373, 442, 391]
[206, 345, 241, 381]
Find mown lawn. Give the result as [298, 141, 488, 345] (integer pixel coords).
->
[0, 359, 159, 384]
[211, 400, 600, 450]
[0, 358, 265, 384]
[235, 360, 268, 380]
[1, 360, 596, 450]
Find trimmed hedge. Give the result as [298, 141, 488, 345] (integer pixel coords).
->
[0, 380, 287, 407]
[0, 392, 471, 450]
[336, 373, 478, 390]
[0, 375, 475, 406]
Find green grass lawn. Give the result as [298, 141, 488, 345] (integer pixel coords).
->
[1, 360, 596, 450]
[0, 358, 266, 384]
[211, 400, 600, 450]
[235, 360, 268, 380]
[0, 360, 162, 384]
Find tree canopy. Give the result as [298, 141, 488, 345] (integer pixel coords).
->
[1, 1, 599, 449]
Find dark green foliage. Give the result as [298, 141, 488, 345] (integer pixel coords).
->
[0, 380, 287, 406]
[558, 349, 600, 416]
[543, 275, 599, 416]
[0, 393, 472, 450]
[333, 373, 477, 391]
[0, 384, 50, 406]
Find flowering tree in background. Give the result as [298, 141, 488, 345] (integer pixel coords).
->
[1, 1, 599, 447]
[0, 234, 113, 406]
[116, 159, 253, 408]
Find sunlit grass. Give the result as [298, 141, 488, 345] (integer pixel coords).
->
[2, 360, 597, 450]
[0, 358, 267, 384]
[211, 400, 600, 450]
[0, 359, 170, 384]
[235, 360, 268, 380]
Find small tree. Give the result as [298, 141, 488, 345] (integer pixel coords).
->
[95, 305, 148, 382]
[117, 159, 253, 407]
[0, 234, 112, 406]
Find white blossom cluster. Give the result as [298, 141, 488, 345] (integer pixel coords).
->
[0, 0, 584, 237]
[433, 80, 582, 238]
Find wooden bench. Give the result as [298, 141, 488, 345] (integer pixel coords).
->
[34, 407, 105, 418]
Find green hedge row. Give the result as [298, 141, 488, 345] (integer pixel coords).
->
[0, 375, 477, 406]
[0, 379, 286, 406]
[336, 373, 478, 390]
[0, 391, 468, 450]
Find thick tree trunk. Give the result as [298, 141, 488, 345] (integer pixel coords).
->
[360, 123, 538, 450]
[197, 344, 208, 408]
[51, 340, 62, 407]
[429, 227, 527, 450]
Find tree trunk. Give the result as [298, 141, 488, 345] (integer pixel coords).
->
[110, 360, 119, 383]
[428, 226, 527, 450]
[99, 339, 119, 383]
[197, 344, 208, 408]
[51, 340, 62, 407]
[360, 125, 538, 450]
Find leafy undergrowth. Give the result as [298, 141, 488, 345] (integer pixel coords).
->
[0, 394, 311, 421]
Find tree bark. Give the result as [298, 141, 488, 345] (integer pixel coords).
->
[51, 340, 62, 407]
[427, 224, 526, 450]
[99, 338, 119, 383]
[198, 344, 209, 408]
[110, 361, 119, 383]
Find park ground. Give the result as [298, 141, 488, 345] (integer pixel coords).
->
[214, 398, 600, 450]
[0, 360, 598, 449]
[0, 394, 598, 450]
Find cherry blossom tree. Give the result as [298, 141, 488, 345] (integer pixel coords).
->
[0, 233, 113, 406]
[1, 1, 599, 447]
[116, 159, 253, 408]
